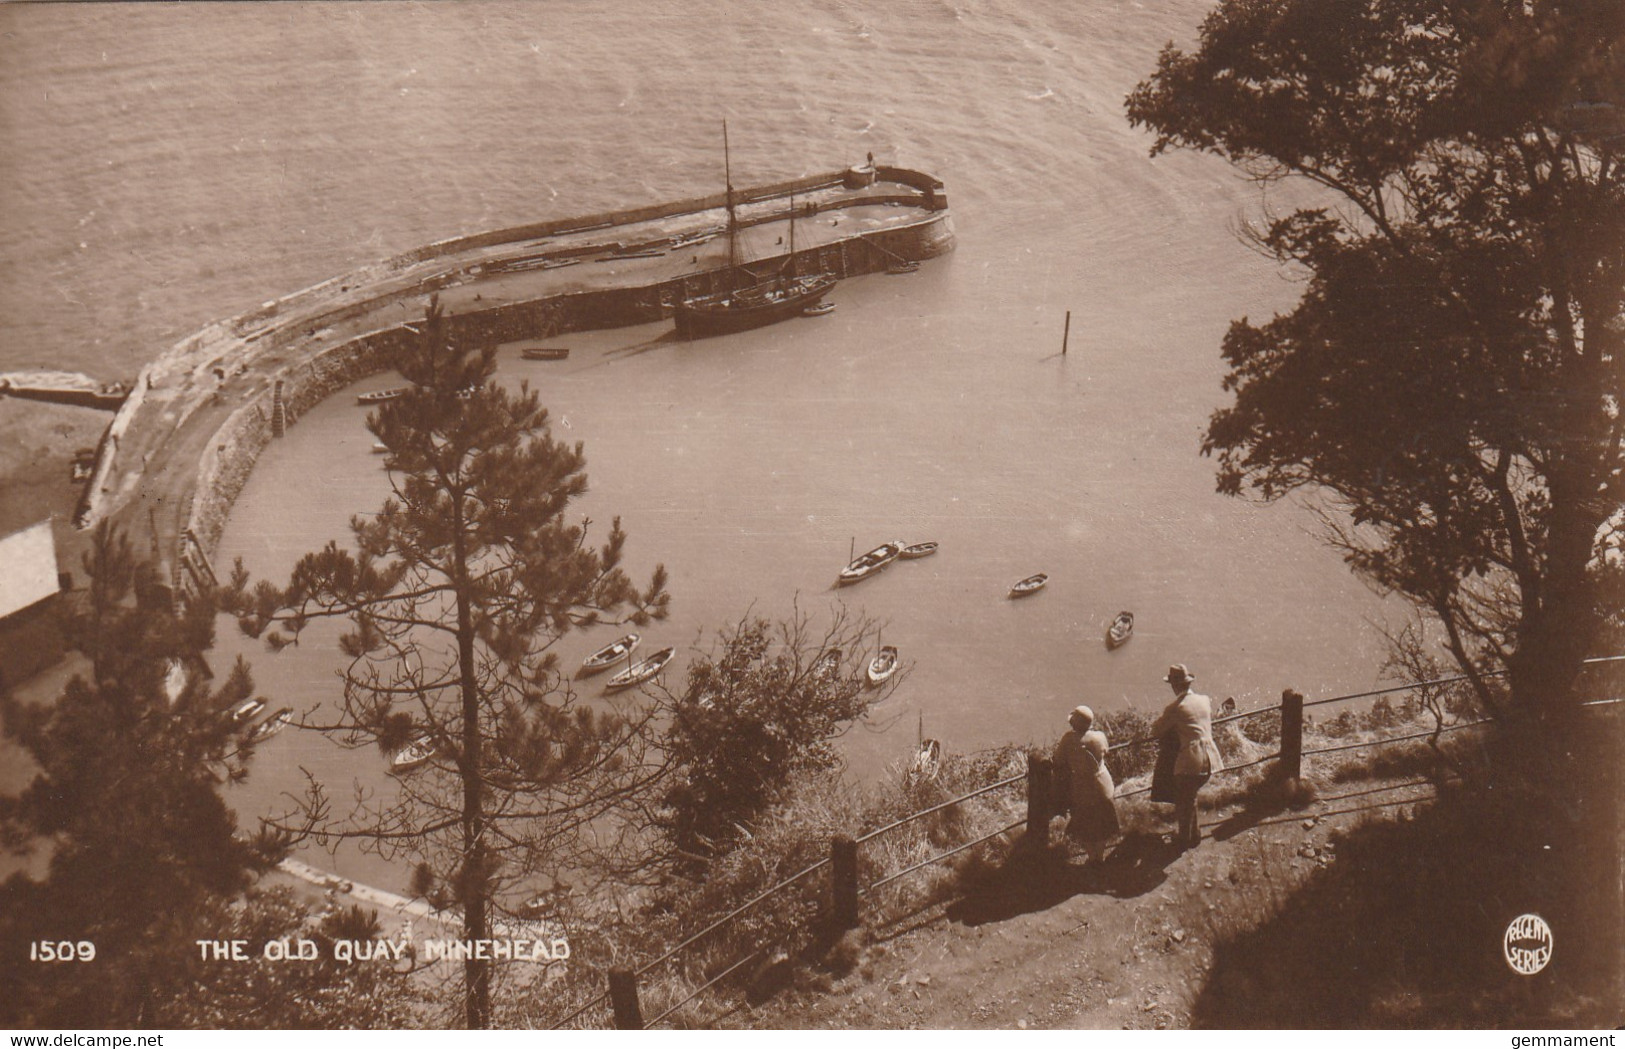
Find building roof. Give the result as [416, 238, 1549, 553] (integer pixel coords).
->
[0, 520, 61, 621]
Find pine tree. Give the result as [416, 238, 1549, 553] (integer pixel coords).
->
[0, 524, 323, 1026]
[230, 297, 669, 1028]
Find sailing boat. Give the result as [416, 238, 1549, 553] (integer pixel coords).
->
[672, 122, 837, 338]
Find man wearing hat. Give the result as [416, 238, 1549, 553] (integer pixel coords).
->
[1052, 704, 1119, 864]
[1151, 664, 1224, 849]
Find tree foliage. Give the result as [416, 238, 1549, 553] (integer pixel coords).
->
[229, 297, 669, 1028]
[661, 606, 896, 859]
[0, 525, 402, 1027]
[1126, 0, 1625, 720]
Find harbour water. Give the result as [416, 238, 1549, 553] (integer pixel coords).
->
[1, 1, 1400, 894]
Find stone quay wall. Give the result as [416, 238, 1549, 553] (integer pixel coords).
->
[86, 168, 952, 603]
[182, 332, 408, 558]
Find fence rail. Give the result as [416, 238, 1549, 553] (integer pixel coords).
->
[865, 817, 1027, 893]
[854, 771, 1025, 844]
[555, 654, 1625, 1028]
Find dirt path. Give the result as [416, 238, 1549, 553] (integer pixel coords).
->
[735, 777, 1439, 1030]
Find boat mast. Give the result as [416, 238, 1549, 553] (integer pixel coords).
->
[723, 120, 738, 279]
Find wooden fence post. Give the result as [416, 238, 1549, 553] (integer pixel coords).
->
[1026, 752, 1054, 841]
[608, 967, 644, 1030]
[830, 835, 860, 931]
[1280, 689, 1305, 781]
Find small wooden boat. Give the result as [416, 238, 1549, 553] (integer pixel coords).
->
[389, 736, 435, 774]
[802, 302, 836, 317]
[371, 442, 390, 454]
[605, 646, 676, 692]
[1107, 611, 1134, 649]
[1009, 573, 1049, 598]
[229, 698, 267, 725]
[357, 386, 409, 405]
[899, 541, 939, 560]
[518, 880, 572, 919]
[867, 645, 900, 686]
[905, 738, 942, 782]
[70, 448, 97, 482]
[249, 707, 294, 741]
[521, 346, 571, 361]
[812, 648, 842, 677]
[837, 540, 906, 586]
[581, 633, 640, 674]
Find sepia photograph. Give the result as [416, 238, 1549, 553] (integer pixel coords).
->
[0, 0, 1620, 1033]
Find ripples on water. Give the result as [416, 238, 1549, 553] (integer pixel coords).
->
[2, 1, 1397, 891]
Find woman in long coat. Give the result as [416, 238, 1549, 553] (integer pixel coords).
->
[1053, 705, 1120, 864]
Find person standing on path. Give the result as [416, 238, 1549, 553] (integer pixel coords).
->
[1052, 705, 1120, 864]
[1150, 665, 1224, 850]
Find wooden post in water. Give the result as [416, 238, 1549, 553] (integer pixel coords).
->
[1279, 689, 1305, 781]
[608, 967, 644, 1029]
[1061, 310, 1071, 356]
[830, 835, 860, 931]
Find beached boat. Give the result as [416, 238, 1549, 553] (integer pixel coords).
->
[1009, 573, 1048, 597]
[672, 122, 837, 339]
[389, 736, 435, 774]
[521, 346, 571, 361]
[867, 645, 900, 686]
[899, 541, 939, 560]
[581, 633, 640, 674]
[357, 386, 409, 405]
[1107, 611, 1134, 649]
[605, 646, 676, 692]
[70, 448, 97, 482]
[802, 302, 836, 317]
[249, 707, 294, 741]
[838, 540, 906, 585]
[675, 271, 836, 338]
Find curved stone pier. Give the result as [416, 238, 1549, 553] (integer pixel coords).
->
[76, 166, 955, 602]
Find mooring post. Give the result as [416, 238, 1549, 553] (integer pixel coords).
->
[830, 834, 860, 931]
[1280, 688, 1305, 781]
[1026, 752, 1054, 840]
[1061, 310, 1071, 356]
[608, 967, 644, 1030]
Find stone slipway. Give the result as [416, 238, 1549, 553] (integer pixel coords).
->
[74, 165, 954, 599]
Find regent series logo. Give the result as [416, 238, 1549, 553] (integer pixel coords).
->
[1502, 913, 1553, 975]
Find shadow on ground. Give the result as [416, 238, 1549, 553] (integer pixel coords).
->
[1193, 770, 1623, 1028]
[944, 830, 1181, 928]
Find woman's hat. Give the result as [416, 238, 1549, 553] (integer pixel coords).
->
[1164, 664, 1194, 685]
[1070, 704, 1094, 725]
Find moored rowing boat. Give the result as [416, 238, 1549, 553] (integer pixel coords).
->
[838, 540, 906, 585]
[1009, 573, 1048, 597]
[605, 646, 676, 692]
[582, 633, 640, 674]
